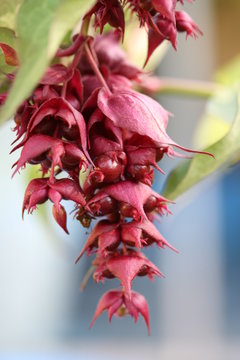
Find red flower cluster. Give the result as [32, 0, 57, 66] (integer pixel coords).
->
[1, 0, 205, 332]
[86, 0, 202, 65]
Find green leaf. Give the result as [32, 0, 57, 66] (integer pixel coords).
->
[0, 0, 22, 30]
[123, 22, 169, 71]
[0, 27, 16, 47]
[194, 88, 237, 149]
[48, 0, 94, 59]
[0, 0, 61, 124]
[163, 90, 240, 200]
[215, 55, 240, 86]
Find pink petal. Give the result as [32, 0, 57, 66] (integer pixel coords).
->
[106, 252, 162, 297]
[98, 228, 120, 255]
[88, 181, 169, 221]
[52, 203, 69, 234]
[27, 98, 90, 159]
[40, 64, 73, 85]
[50, 179, 86, 206]
[98, 88, 170, 142]
[22, 178, 48, 216]
[66, 68, 83, 108]
[122, 219, 178, 252]
[90, 290, 123, 327]
[12, 135, 62, 177]
[75, 220, 119, 263]
[175, 11, 203, 38]
[98, 88, 213, 157]
[127, 291, 150, 335]
[64, 143, 88, 170]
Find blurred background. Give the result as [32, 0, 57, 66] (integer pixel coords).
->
[0, 0, 240, 359]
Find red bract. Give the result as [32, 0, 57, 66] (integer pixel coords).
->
[145, 14, 177, 66]
[98, 87, 212, 158]
[12, 134, 88, 179]
[175, 10, 203, 38]
[87, 180, 171, 221]
[40, 64, 74, 85]
[22, 178, 86, 233]
[151, 0, 177, 22]
[138, 1, 202, 64]
[90, 289, 150, 334]
[121, 218, 177, 251]
[84, 0, 125, 35]
[93, 250, 163, 296]
[75, 220, 121, 261]
[90, 32, 141, 80]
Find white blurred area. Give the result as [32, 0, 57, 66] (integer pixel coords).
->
[0, 1, 240, 359]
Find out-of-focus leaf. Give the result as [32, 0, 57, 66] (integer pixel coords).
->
[0, 0, 61, 124]
[0, 0, 22, 29]
[194, 115, 230, 149]
[0, 0, 91, 125]
[215, 55, 240, 86]
[48, 0, 94, 59]
[163, 90, 240, 200]
[0, 27, 18, 73]
[0, 27, 16, 47]
[194, 88, 237, 149]
[124, 23, 169, 72]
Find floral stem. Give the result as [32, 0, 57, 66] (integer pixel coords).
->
[80, 15, 111, 94]
[138, 76, 223, 99]
[84, 42, 112, 95]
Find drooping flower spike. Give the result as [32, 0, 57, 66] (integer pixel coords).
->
[0, 0, 206, 333]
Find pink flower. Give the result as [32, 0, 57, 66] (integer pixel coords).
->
[12, 134, 88, 179]
[87, 180, 171, 221]
[121, 218, 177, 251]
[22, 178, 86, 233]
[93, 249, 163, 296]
[75, 220, 121, 262]
[175, 10, 203, 38]
[90, 289, 150, 334]
[145, 14, 177, 66]
[84, 0, 125, 35]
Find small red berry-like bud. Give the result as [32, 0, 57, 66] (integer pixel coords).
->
[94, 154, 123, 182]
[90, 289, 150, 334]
[127, 164, 154, 185]
[119, 202, 141, 221]
[83, 170, 105, 194]
[175, 10, 203, 39]
[90, 196, 118, 216]
[144, 195, 158, 212]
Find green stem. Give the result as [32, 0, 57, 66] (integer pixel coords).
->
[138, 76, 223, 99]
[80, 15, 90, 37]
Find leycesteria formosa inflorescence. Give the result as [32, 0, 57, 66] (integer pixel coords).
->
[0, 0, 210, 333]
